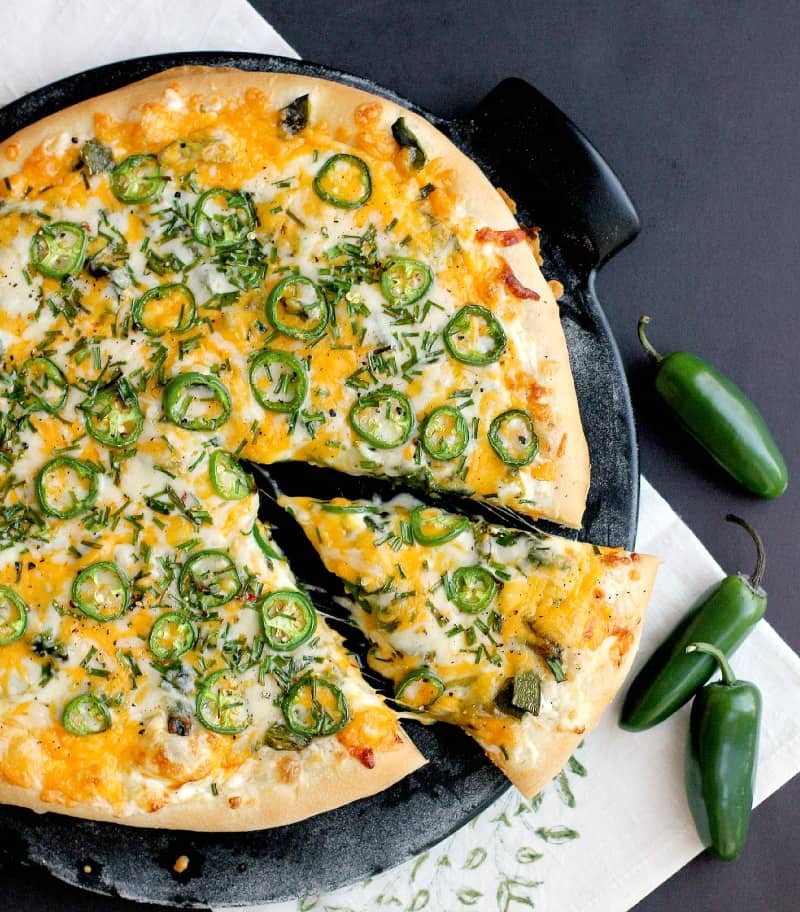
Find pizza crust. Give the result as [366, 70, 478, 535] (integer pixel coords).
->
[0, 65, 589, 528]
[0, 728, 424, 831]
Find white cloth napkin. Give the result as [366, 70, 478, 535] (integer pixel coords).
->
[2, 4, 799, 911]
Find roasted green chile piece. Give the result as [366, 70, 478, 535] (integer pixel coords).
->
[391, 117, 426, 170]
[685, 642, 761, 861]
[620, 515, 767, 731]
[80, 138, 115, 175]
[280, 94, 310, 135]
[638, 315, 788, 498]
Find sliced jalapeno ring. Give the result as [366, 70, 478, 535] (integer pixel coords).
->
[62, 694, 111, 735]
[488, 408, 539, 467]
[313, 153, 372, 209]
[249, 349, 308, 413]
[443, 304, 507, 366]
[0, 586, 28, 645]
[209, 450, 252, 501]
[178, 549, 240, 610]
[253, 519, 285, 562]
[395, 668, 445, 710]
[81, 378, 143, 448]
[282, 673, 349, 736]
[265, 275, 329, 341]
[164, 372, 232, 431]
[349, 388, 414, 449]
[196, 669, 250, 735]
[110, 154, 166, 203]
[72, 561, 131, 622]
[380, 257, 433, 307]
[132, 283, 196, 336]
[410, 505, 469, 546]
[421, 405, 469, 460]
[260, 590, 317, 652]
[36, 456, 99, 519]
[30, 221, 87, 278]
[148, 611, 196, 662]
[448, 566, 498, 613]
[21, 356, 68, 413]
[191, 188, 255, 249]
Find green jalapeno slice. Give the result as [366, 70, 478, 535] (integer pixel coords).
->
[253, 519, 285, 562]
[72, 561, 131, 621]
[110, 154, 166, 203]
[394, 668, 445, 710]
[380, 257, 433, 307]
[21, 356, 68, 413]
[62, 694, 111, 735]
[178, 549, 240, 610]
[349, 388, 414, 449]
[0, 586, 28, 645]
[443, 304, 507, 366]
[313, 153, 372, 209]
[191, 188, 255, 249]
[81, 378, 144, 448]
[282, 674, 349, 736]
[488, 408, 538, 466]
[132, 283, 196, 336]
[421, 405, 469, 460]
[265, 275, 329, 341]
[148, 611, 197, 662]
[249, 349, 308, 413]
[447, 565, 498, 613]
[30, 221, 87, 278]
[36, 456, 99, 519]
[209, 450, 252, 501]
[410, 505, 469, 546]
[259, 590, 317, 651]
[196, 669, 250, 735]
[164, 372, 232, 431]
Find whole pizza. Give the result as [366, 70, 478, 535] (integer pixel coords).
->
[0, 67, 657, 830]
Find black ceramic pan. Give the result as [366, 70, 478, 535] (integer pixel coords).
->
[0, 52, 640, 908]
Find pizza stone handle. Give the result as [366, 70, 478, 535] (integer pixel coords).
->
[462, 77, 640, 271]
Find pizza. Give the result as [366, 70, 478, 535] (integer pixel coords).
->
[0, 64, 637, 831]
[280, 494, 658, 797]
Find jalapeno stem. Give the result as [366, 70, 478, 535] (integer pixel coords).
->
[725, 514, 766, 589]
[685, 642, 736, 686]
[637, 315, 663, 363]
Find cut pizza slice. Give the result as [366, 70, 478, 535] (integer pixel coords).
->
[281, 494, 658, 798]
[0, 66, 589, 527]
[0, 439, 423, 830]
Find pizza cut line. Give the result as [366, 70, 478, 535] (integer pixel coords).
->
[281, 494, 658, 798]
[0, 65, 648, 830]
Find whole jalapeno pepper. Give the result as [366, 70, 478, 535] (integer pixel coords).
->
[685, 642, 761, 861]
[620, 514, 766, 731]
[638, 315, 787, 499]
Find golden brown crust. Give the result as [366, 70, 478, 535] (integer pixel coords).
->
[494, 553, 659, 797]
[0, 64, 589, 528]
[0, 729, 425, 831]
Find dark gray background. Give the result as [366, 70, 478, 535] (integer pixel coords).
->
[4, 1, 798, 910]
